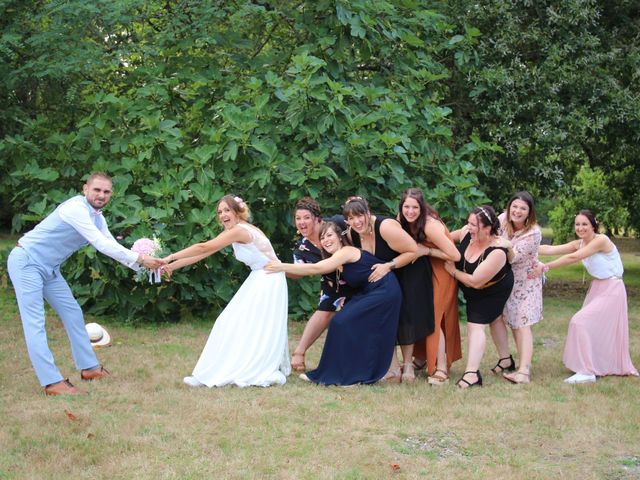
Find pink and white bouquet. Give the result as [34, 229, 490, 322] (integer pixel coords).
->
[132, 236, 164, 284]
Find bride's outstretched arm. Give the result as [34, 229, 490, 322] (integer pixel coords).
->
[266, 247, 359, 276]
[162, 252, 211, 274]
[163, 225, 251, 266]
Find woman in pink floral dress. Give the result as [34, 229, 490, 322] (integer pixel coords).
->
[491, 192, 543, 384]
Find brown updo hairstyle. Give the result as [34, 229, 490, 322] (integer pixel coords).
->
[319, 221, 351, 258]
[576, 209, 598, 231]
[342, 196, 370, 218]
[398, 188, 440, 244]
[218, 194, 251, 222]
[472, 205, 500, 235]
[294, 197, 322, 220]
[505, 191, 537, 237]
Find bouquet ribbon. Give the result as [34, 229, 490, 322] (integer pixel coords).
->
[149, 268, 162, 284]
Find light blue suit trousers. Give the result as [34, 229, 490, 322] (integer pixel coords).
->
[8, 247, 99, 386]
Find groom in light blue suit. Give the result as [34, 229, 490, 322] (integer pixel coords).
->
[7, 172, 165, 396]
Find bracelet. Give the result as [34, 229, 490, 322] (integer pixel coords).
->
[389, 259, 396, 270]
[139, 254, 145, 266]
[452, 270, 456, 279]
[542, 263, 550, 273]
[428, 247, 432, 256]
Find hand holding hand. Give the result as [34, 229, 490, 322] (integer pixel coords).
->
[443, 260, 455, 276]
[495, 237, 513, 250]
[368, 262, 392, 283]
[144, 256, 166, 269]
[528, 262, 547, 279]
[416, 244, 431, 258]
[161, 264, 174, 278]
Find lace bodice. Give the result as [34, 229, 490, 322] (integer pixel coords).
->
[232, 223, 278, 270]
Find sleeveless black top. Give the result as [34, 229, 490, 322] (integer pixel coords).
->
[350, 216, 400, 262]
[454, 233, 514, 324]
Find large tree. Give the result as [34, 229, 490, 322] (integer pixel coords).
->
[445, 0, 640, 231]
[0, 0, 489, 321]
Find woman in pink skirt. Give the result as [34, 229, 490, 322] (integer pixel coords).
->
[532, 209, 638, 384]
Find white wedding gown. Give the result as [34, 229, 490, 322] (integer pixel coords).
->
[187, 223, 290, 387]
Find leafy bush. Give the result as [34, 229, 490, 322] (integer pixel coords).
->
[1, 1, 490, 322]
[548, 164, 629, 243]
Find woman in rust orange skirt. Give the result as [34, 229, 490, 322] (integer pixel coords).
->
[401, 188, 462, 384]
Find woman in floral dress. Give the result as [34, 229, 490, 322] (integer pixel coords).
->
[492, 192, 543, 384]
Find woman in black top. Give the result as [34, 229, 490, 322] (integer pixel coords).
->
[344, 197, 418, 382]
[289, 198, 354, 371]
[444, 205, 514, 388]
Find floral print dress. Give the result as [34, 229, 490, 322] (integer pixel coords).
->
[499, 214, 543, 329]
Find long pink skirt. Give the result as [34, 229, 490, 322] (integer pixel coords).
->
[563, 278, 638, 377]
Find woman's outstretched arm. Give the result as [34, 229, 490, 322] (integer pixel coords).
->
[266, 247, 360, 276]
[532, 235, 610, 277]
[163, 225, 251, 272]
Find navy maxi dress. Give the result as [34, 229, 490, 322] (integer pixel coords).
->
[306, 250, 402, 386]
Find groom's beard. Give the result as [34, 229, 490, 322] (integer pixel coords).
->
[88, 199, 108, 210]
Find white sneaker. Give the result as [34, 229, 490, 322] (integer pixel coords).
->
[183, 376, 205, 387]
[564, 373, 596, 384]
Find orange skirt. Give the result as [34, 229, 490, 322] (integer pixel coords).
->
[413, 256, 461, 375]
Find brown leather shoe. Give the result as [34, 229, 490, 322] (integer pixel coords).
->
[80, 366, 111, 381]
[44, 379, 84, 396]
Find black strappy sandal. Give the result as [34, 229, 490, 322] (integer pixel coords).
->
[412, 358, 427, 371]
[490, 355, 515, 375]
[456, 370, 483, 389]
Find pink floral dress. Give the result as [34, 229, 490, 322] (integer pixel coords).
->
[499, 214, 543, 328]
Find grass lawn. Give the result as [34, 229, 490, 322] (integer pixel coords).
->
[1, 236, 639, 479]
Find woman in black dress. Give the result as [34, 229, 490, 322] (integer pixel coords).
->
[444, 206, 514, 388]
[344, 197, 418, 382]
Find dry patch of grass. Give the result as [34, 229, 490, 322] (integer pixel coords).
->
[0, 291, 638, 479]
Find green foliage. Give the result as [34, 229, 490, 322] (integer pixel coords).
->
[444, 0, 640, 227]
[0, 0, 487, 322]
[548, 164, 629, 243]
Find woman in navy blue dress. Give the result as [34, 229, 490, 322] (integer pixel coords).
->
[266, 222, 402, 385]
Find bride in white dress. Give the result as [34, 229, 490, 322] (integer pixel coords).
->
[163, 194, 290, 387]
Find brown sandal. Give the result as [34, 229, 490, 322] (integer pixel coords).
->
[379, 368, 402, 384]
[504, 371, 531, 384]
[427, 369, 450, 385]
[291, 352, 306, 372]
